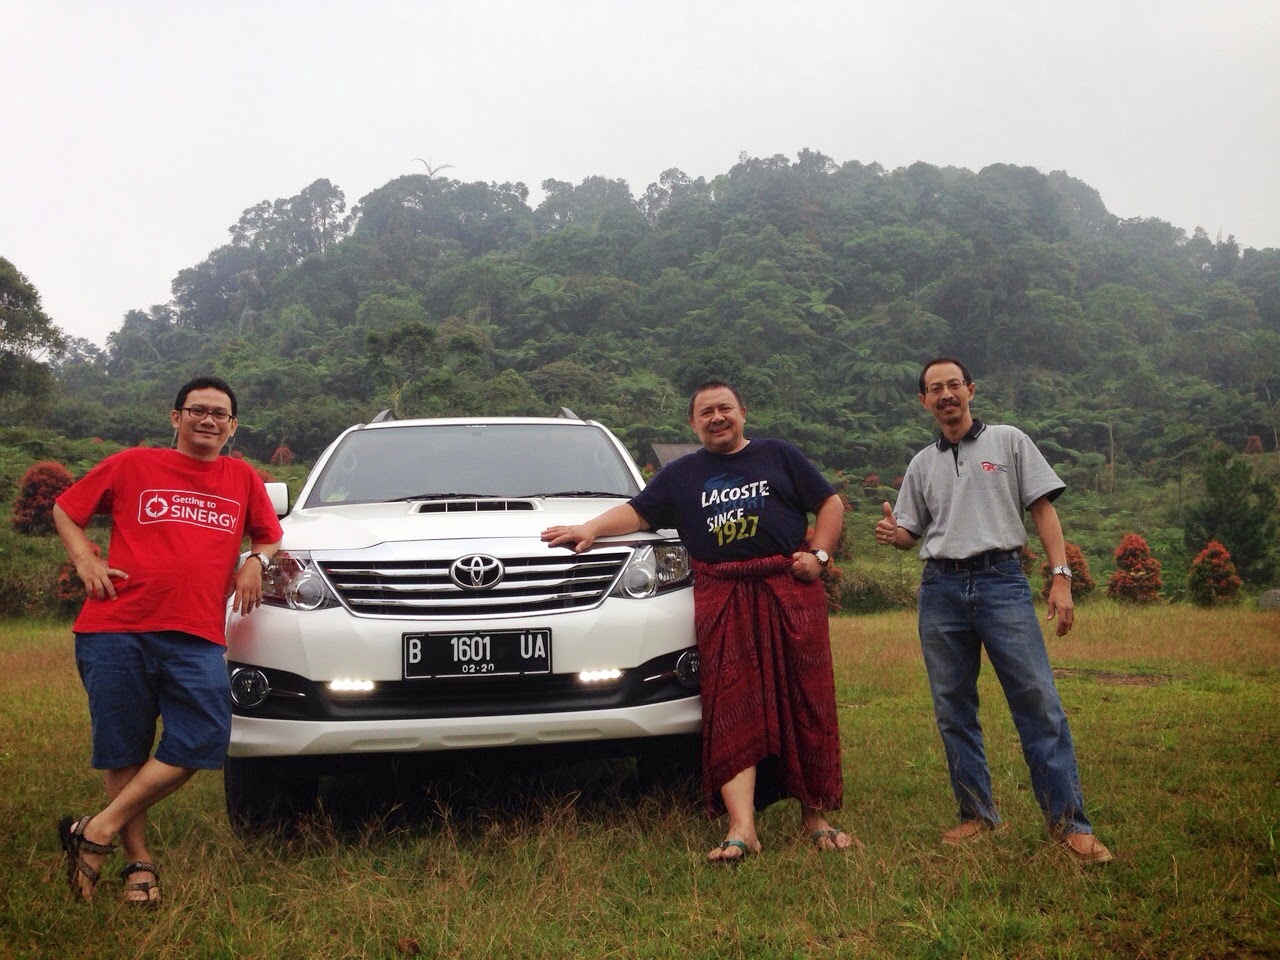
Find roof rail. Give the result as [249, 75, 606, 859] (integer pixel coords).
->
[557, 407, 580, 420]
[370, 409, 396, 423]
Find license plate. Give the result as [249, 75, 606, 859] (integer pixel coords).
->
[403, 629, 552, 679]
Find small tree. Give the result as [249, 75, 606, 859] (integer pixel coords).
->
[1187, 540, 1242, 607]
[1041, 541, 1095, 602]
[1183, 446, 1279, 584]
[11, 461, 74, 535]
[269, 444, 294, 466]
[1106, 533, 1163, 603]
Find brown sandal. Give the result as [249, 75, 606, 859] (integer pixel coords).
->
[57, 815, 116, 901]
[121, 860, 161, 906]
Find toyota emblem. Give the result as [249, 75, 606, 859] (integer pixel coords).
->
[449, 554, 504, 590]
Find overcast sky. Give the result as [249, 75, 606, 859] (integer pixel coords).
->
[4, 0, 1278, 349]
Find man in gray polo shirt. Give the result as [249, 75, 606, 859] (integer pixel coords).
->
[875, 357, 1113, 865]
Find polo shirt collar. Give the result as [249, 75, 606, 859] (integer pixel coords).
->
[935, 418, 986, 452]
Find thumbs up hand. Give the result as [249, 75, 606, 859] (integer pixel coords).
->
[875, 501, 899, 547]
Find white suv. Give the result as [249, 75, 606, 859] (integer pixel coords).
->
[223, 415, 700, 831]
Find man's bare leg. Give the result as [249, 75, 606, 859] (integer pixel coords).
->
[707, 765, 763, 862]
[70, 759, 195, 898]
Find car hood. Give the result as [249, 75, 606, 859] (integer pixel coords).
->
[277, 497, 651, 552]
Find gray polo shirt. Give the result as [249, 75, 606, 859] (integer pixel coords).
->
[893, 421, 1064, 561]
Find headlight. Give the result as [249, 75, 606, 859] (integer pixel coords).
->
[261, 551, 339, 611]
[612, 543, 691, 599]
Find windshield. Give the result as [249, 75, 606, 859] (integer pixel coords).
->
[305, 422, 643, 507]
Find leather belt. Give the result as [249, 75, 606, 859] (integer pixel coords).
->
[927, 549, 1021, 572]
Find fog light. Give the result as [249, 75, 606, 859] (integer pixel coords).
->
[674, 650, 700, 689]
[328, 678, 375, 693]
[579, 668, 623, 683]
[229, 667, 270, 708]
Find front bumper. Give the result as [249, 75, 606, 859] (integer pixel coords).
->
[227, 694, 703, 758]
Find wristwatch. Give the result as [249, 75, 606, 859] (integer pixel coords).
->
[248, 551, 272, 571]
[811, 549, 831, 566]
[1050, 564, 1073, 579]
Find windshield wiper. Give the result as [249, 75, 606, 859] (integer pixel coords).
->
[392, 492, 492, 502]
[520, 491, 626, 498]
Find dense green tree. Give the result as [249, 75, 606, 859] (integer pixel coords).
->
[1183, 447, 1279, 584]
[34, 151, 1280, 483]
[0, 257, 64, 421]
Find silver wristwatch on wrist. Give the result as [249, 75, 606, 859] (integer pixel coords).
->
[248, 551, 271, 571]
[1050, 564, 1073, 579]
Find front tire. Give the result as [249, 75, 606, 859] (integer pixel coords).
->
[224, 756, 319, 836]
[636, 733, 702, 800]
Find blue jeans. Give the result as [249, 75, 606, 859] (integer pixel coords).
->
[918, 558, 1091, 835]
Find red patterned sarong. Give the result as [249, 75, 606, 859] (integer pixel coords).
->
[692, 555, 843, 816]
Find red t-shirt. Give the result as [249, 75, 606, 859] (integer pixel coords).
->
[56, 447, 284, 645]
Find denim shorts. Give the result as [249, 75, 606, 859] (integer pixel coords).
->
[74, 631, 232, 770]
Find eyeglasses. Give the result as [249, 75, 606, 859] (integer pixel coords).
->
[180, 406, 235, 424]
[924, 380, 969, 396]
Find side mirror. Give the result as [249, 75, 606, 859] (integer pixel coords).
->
[265, 482, 290, 517]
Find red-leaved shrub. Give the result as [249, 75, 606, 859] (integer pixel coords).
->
[1187, 540, 1242, 606]
[1040, 541, 1095, 602]
[56, 540, 102, 606]
[11, 461, 74, 535]
[1106, 533, 1164, 603]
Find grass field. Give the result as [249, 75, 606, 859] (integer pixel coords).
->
[3, 603, 1279, 960]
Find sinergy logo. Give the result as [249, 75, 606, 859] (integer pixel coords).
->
[137, 488, 242, 531]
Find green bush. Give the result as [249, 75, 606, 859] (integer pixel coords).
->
[0, 523, 85, 618]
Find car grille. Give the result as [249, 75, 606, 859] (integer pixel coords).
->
[318, 548, 632, 617]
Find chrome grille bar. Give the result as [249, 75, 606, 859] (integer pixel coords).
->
[318, 549, 631, 617]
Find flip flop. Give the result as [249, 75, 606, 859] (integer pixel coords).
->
[708, 839, 754, 865]
[810, 827, 856, 851]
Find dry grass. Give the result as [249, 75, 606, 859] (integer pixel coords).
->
[3, 608, 1279, 960]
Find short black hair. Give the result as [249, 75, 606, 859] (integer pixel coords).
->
[918, 358, 973, 396]
[174, 376, 238, 417]
[688, 380, 744, 419]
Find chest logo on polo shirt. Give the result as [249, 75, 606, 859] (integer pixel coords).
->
[137, 488, 242, 532]
[980, 461, 1008, 474]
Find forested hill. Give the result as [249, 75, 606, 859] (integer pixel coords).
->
[38, 151, 1280, 488]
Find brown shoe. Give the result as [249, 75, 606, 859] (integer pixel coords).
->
[1061, 832, 1114, 865]
[941, 819, 995, 846]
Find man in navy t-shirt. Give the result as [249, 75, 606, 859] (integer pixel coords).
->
[543, 382, 849, 864]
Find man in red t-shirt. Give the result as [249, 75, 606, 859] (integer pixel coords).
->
[52, 376, 283, 903]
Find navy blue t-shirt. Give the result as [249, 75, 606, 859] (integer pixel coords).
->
[630, 438, 836, 563]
